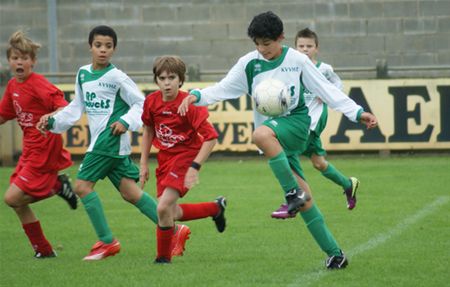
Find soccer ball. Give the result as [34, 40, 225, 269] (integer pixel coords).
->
[253, 78, 291, 117]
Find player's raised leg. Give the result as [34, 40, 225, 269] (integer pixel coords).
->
[253, 125, 310, 216]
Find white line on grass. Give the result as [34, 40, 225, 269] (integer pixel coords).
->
[287, 196, 450, 287]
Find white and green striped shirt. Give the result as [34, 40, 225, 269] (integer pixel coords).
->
[194, 46, 361, 130]
[51, 64, 144, 157]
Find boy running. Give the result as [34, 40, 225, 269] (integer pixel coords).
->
[140, 56, 226, 264]
[37, 26, 188, 260]
[0, 30, 77, 258]
[271, 28, 360, 219]
[179, 12, 377, 269]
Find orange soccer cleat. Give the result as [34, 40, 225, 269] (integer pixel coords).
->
[171, 224, 191, 257]
[83, 239, 121, 261]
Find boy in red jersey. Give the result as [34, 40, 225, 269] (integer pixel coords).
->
[0, 30, 77, 258]
[140, 56, 226, 264]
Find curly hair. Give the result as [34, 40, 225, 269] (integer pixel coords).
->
[247, 11, 284, 41]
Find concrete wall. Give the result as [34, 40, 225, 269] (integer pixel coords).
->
[1, 0, 450, 81]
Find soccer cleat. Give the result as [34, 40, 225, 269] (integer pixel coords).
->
[171, 224, 191, 257]
[213, 196, 227, 233]
[344, 177, 360, 210]
[34, 250, 57, 259]
[57, 174, 78, 210]
[271, 203, 296, 219]
[83, 239, 121, 261]
[154, 257, 171, 264]
[325, 250, 348, 269]
[285, 188, 311, 215]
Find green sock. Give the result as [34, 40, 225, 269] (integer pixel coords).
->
[321, 163, 351, 190]
[300, 203, 341, 256]
[135, 192, 158, 224]
[81, 192, 113, 244]
[268, 151, 298, 193]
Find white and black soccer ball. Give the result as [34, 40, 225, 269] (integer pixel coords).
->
[253, 78, 291, 117]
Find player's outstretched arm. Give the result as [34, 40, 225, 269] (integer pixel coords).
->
[36, 113, 51, 133]
[178, 94, 198, 116]
[360, 112, 378, 129]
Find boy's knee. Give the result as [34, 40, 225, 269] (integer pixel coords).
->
[311, 157, 327, 171]
[4, 193, 16, 207]
[252, 127, 272, 145]
[157, 204, 170, 218]
[3, 192, 24, 208]
[74, 181, 92, 198]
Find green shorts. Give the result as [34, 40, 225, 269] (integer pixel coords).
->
[77, 152, 139, 190]
[263, 107, 310, 180]
[286, 153, 305, 180]
[302, 131, 327, 158]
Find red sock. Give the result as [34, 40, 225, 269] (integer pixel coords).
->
[22, 221, 53, 255]
[178, 202, 219, 221]
[156, 225, 174, 261]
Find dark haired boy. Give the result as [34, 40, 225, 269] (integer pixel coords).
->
[179, 11, 378, 269]
[38, 26, 189, 260]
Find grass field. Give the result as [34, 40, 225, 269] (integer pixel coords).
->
[0, 155, 449, 287]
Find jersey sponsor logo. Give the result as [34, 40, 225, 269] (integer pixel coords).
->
[13, 93, 19, 97]
[162, 111, 172, 115]
[156, 123, 186, 148]
[98, 82, 117, 89]
[281, 66, 300, 72]
[13, 100, 34, 127]
[84, 91, 111, 114]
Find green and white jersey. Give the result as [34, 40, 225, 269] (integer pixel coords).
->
[195, 46, 361, 130]
[51, 63, 144, 157]
[303, 61, 343, 134]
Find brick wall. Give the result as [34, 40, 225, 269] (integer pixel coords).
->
[1, 0, 450, 81]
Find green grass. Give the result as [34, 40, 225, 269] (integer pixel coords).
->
[1, 155, 449, 287]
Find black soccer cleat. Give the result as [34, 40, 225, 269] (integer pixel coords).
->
[154, 257, 171, 264]
[34, 250, 57, 259]
[325, 250, 348, 269]
[57, 174, 78, 210]
[285, 188, 311, 215]
[213, 196, 227, 233]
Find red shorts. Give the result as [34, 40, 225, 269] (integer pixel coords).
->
[156, 149, 198, 198]
[10, 161, 59, 199]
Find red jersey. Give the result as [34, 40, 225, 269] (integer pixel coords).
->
[0, 73, 72, 172]
[141, 90, 218, 153]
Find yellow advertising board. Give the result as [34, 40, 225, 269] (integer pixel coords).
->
[56, 79, 450, 155]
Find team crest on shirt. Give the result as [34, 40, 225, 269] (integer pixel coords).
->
[13, 100, 33, 127]
[156, 123, 185, 148]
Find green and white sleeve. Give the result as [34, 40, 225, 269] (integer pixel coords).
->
[118, 77, 144, 131]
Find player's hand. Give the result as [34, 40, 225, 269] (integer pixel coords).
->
[36, 114, 51, 136]
[110, 121, 127, 136]
[184, 167, 199, 189]
[139, 166, 149, 189]
[177, 95, 197, 116]
[360, 112, 378, 129]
